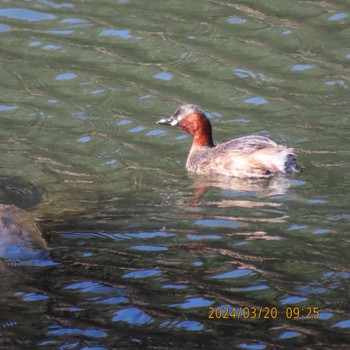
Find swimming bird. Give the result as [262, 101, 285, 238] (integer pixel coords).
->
[157, 104, 299, 178]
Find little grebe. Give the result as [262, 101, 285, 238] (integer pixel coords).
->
[157, 104, 299, 178]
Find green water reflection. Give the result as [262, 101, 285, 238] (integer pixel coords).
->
[0, 0, 349, 349]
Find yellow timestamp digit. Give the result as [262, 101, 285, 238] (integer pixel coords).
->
[285, 306, 320, 319]
[306, 307, 320, 319]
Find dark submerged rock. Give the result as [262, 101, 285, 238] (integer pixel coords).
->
[0, 178, 47, 265]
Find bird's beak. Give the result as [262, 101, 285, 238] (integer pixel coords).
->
[156, 115, 178, 126]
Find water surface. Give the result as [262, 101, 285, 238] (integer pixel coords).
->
[0, 0, 349, 349]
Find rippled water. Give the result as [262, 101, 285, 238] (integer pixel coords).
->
[0, 0, 349, 349]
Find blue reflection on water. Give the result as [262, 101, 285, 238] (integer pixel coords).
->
[312, 228, 329, 234]
[234, 68, 266, 81]
[43, 44, 61, 50]
[48, 327, 107, 338]
[128, 125, 147, 133]
[162, 284, 188, 290]
[146, 129, 167, 136]
[174, 320, 204, 331]
[327, 214, 350, 221]
[22, 293, 49, 301]
[288, 224, 308, 231]
[328, 13, 348, 21]
[117, 119, 132, 125]
[187, 234, 221, 240]
[195, 219, 239, 228]
[105, 159, 117, 165]
[239, 343, 267, 350]
[0, 105, 18, 111]
[0, 24, 10, 32]
[278, 331, 301, 339]
[290, 64, 314, 71]
[77, 136, 91, 143]
[212, 269, 253, 279]
[98, 297, 128, 305]
[123, 269, 161, 278]
[307, 199, 327, 204]
[161, 319, 204, 331]
[38, 1, 74, 9]
[244, 97, 268, 105]
[170, 297, 213, 309]
[333, 320, 350, 329]
[50, 29, 74, 35]
[0, 242, 52, 266]
[112, 307, 153, 325]
[100, 29, 131, 38]
[280, 296, 308, 304]
[61, 18, 87, 24]
[64, 281, 125, 295]
[100, 29, 141, 40]
[56, 72, 77, 80]
[0, 8, 56, 22]
[30, 41, 42, 47]
[127, 231, 174, 239]
[227, 17, 247, 25]
[244, 284, 269, 292]
[318, 312, 333, 320]
[154, 72, 173, 81]
[131, 245, 168, 251]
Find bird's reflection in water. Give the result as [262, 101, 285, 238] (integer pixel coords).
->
[183, 174, 297, 228]
[188, 174, 295, 205]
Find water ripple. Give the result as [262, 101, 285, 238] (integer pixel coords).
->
[0, 0, 349, 348]
[0, 8, 56, 22]
[122, 269, 161, 279]
[112, 307, 153, 325]
[47, 327, 107, 338]
[0, 24, 10, 32]
[212, 269, 254, 279]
